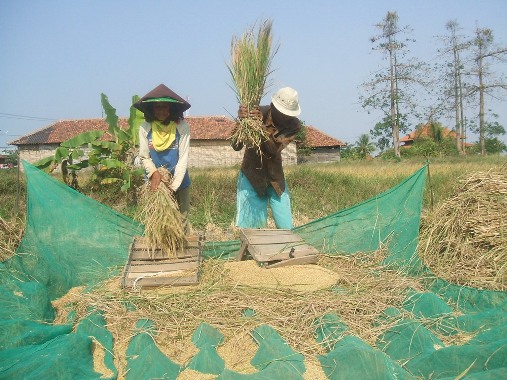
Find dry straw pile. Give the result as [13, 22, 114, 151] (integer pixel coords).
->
[419, 167, 507, 290]
[136, 168, 187, 258]
[227, 19, 279, 150]
[53, 252, 427, 378]
[0, 216, 22, 261]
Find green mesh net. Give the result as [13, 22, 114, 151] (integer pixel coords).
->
[1, 161, 506, 379]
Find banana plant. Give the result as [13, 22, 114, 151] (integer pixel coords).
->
[34, 130, 105, 188]
[35, 93, 145, 192]
[90, 94, 144, 192]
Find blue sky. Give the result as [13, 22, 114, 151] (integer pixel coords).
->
[1, 0, 506, 150]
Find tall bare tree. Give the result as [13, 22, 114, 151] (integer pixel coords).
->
[360, 11, 426, 158]
[470, 27, 507, 155]
[445, 20, 469, 154]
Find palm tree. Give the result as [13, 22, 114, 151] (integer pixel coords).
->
[356, 134, 376, 159]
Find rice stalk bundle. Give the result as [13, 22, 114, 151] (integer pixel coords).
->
[137, 168, 187, 258]
[419, 168, 507, 290]
[227, 19, 279, 150]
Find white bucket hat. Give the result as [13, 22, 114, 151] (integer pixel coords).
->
[271, 87, 301, 117]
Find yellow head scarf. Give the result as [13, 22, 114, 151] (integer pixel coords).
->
[151, 121, 177, 151]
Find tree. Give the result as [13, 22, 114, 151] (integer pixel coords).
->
[469, 27, 507, 155]
[472, 114, 507, 155]
[2, 149, 17, 166]
[370, 118, 392, 152]
[355, 134, 376, 159]
[439, 20, 470, 154]
[370, 114, 409, 152]
[360, 11, 427, 158]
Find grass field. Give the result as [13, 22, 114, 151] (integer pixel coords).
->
[1, 155, 506, 248]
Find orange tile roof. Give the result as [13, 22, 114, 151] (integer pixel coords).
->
[186, 116, 236, 139]
[10, 116, 345, 148]
[10, 119, 118, 145]
[400, 123, 457, 143]
[304, 125, 346, 147]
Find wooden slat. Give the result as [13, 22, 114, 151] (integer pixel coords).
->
[131, 248, 199, 261]
[237, 228, 320, 267]
[129, 256, 198, 265]
[247, 241, 313, 254]
[265, 255, 319, 268]
[123, 275, 199, 288]
[244, 234, 302, 245]
[252, 246, 319, 262]
[240, 229, 294, 239]
[236, 241, 248, 261]
[130, 235, 200, 260]
[121, 240, 135, 288]
[133, 235, 200, 247]
[128, 261, 198, 273]
[122, 233, 203, 289]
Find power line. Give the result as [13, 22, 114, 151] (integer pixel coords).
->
[0, 112, 57, 121]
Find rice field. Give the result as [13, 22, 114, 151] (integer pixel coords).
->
[2, 155, 507, 252]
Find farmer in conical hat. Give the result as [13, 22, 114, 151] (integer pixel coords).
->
[134, 84, 191, 227]
[232, 86, 302, 229]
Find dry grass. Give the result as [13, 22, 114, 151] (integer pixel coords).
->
[229, 117, 269, 152]
[419, 167, 507, 290]
[52, 250, 427, 377]
[136, 168, 187, 258]
[0, 216, 23, 261]
[227, 19, 278, 150]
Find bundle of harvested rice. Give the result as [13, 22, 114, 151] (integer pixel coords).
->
[136, 168, 187, 258]
[227, 19, 279, 150]
[419, 168, 507, 290]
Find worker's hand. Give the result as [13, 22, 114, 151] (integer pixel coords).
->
[238, 105, 261, 120]
[149, 170, 162, 191]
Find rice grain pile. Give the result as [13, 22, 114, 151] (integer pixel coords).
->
[52, 253, 425, 378]
[227, 19, 278, 150]
[136, 168, 187, 258]
[419, 167, 507, 290]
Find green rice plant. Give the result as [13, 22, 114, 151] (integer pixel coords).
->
[227, 19, 279, 150]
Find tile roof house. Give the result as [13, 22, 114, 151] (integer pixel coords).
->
[301, 126, 346, 163]
[9, 116, 345, 168]
[400, 123, 463, 147]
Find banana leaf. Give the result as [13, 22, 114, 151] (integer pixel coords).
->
[55, 147, 69, 162]
[90, 140, 122, 152]
[100, 159, 125, 169]
[101, 93, 130, 143]
[61, 131, 103, 149]
[128, 95, 144, 146]
[67, 161, 90, 170]
[33, 156, 57, 172]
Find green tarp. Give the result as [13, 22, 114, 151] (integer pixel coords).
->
[1, 161, 506, 379]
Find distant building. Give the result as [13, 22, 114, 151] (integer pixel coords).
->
[9, 116, 346, 168]
[400, 123, 471, 148]
[301, 126, 346, 163]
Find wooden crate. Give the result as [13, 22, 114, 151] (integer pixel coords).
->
[236, 229, 319, 268]
[121, 235, 202, 289]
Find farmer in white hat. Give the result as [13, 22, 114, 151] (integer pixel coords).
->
[232, 86, 302, 229]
